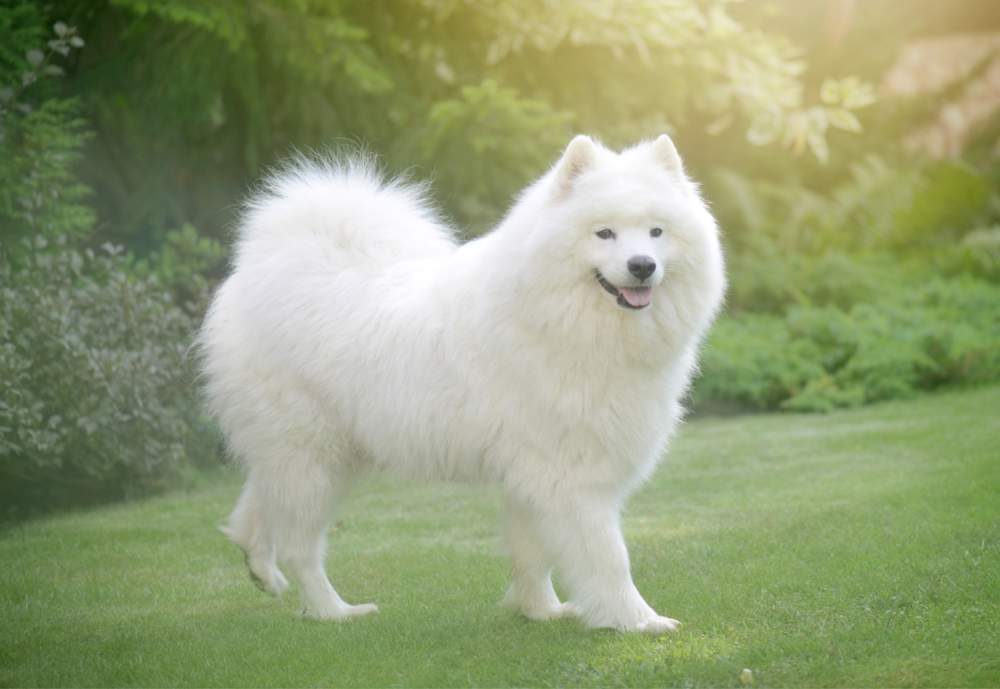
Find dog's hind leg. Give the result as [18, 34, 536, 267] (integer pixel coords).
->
[223, 477, 289, 596]
[501, 495, 575, 620]
[225, 448, 376, 620]
[268, 453, 377, 621]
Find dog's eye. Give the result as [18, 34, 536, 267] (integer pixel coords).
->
[595, 228, 616, 240]
[650, 227, 663, 238]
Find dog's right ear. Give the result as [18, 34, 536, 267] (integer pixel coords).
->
[553, 135, 597, 196]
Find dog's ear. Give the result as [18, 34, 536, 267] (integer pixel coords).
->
[651, 134, 683, 173]
[553, 135, 597, 195]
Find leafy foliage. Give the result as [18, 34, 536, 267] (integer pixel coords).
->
[132, 223, 226, 315]
[0, 99, 93, 254]
[709, 156, 995, 257]
[0, 8, 215, 515]
[696, 141, 1000, 413]
[939, 225, 1000, 281]
[417, 79, 572, 230]
[0, 241, 214, 516]
[51, 0, 873, 236]
[695, 278, 1000, 412]
[0, 8, 90, 257]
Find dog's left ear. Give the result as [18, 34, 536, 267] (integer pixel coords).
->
[651, 134, 683, 173]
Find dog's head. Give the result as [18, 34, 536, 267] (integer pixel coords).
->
[535, 135, 721, 313]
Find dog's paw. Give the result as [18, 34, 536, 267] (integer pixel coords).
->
[635, 614, 681, 634]
[302, 601, 379, 621]
[501, 583, 577, 621]
[245, 553, 289, 597]
[520, 601, 578, 621]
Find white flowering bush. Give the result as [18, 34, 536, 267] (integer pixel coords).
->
[0, 239, 214, 515]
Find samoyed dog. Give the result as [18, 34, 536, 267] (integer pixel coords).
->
[199, 134, 725, 633]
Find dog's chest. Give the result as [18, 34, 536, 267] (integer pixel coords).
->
[485, 343, 677, 461]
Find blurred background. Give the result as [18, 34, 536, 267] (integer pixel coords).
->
[1, 0, 998, 518]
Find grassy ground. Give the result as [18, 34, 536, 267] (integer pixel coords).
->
[1, 387, 998, 688]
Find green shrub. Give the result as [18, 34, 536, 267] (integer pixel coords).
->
[693, 278, 1000, 413]
[0, 239, 214, 517]
[0, 12, 217, 518]
[416, 79, 572, 232]
[704, 149, 999, 415]
[132, 223, 226, 316]
[726, 249, 899, 314]
[710, 157, 997, 258]
[0, 9, 90, 259]
[692, 313, 828, 412]
[935, 225, 1000, 282]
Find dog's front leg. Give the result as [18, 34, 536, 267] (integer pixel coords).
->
[539, 497, 680, 633]
[502, 495, 576, 620]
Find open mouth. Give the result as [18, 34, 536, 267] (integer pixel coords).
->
[595, 271, 653, 310]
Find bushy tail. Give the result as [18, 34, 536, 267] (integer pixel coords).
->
[237, 152, 457, 265]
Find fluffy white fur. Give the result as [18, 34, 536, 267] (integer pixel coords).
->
[199, 134, 726, 633]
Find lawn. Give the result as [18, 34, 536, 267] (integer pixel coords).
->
[1, 387, 998, 688]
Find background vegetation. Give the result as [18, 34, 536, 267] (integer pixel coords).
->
[1, 0, 999, 515]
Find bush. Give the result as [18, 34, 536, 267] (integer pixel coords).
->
[0, 8, 91, 257]
[693, 277, 1000, 413]
[0, 240, 214, 517]
[708, 157, 997, 257]
[935, 225, 1000, 282]
[698, 149, 1000, 415]
[0, 13, 217, 518]
[132, 223, 226, 316]
[0, 99, 93, 252]
[726, 249, 901, 314]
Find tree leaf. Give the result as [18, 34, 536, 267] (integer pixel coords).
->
[827, 108, 861, 133]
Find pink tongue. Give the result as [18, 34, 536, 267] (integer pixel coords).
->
[620, 287, 652, 308]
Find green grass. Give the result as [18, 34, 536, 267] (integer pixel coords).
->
[2, 387, 999, 688]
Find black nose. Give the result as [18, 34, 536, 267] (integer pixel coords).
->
[627, 255, 656, 280]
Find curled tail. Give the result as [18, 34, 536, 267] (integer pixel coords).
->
[237, 153, 457, 266]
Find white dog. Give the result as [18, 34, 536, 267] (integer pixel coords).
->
[199, 134, 725, 633]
